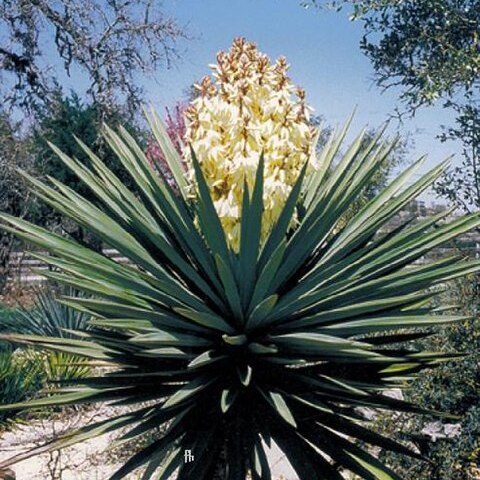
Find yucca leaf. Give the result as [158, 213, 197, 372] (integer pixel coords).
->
[237, 364, 253, 386]
[174, 307, 235, 333]
[248, 342, 278, 355]
[259, 162, 307, 270]
[130, 330, 212, 348]
[265, 391, 297, 428]
[251, 440, 271, 480]
[0, 387, 123, 411]
[103, 125, 225, 301]
[149, 446, 182, 480]
[292, 398, 425, 461]
[190, 146, 230, 264]
[247, 295, 278, 330]
[319, 314, 469, 337]
[221, 388, 239, 413]
[249, 240, 286, 313]
[303, 111, 355, 208]
[214, 254, 244, 322]
[110, 422, 185, 480]
[0, 333, 115, 360]
[175, 426, 220, 479]
[270, 422, 343, 480]
[163, 375, 217, 409]
[300, 421, 402, 480]
[188, 350, 226, 369]
[144, 106, 188, 196]
[238, 154, 264, 307]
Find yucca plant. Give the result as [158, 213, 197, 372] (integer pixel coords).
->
[0, 347, 43, 427]
[3, 285, 91, 338]
[1, 43, 480, 480]
[0, 285, 92, 382]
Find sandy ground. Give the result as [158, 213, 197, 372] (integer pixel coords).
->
[0, 406, 128, 479]
[0, 405, 299, 480]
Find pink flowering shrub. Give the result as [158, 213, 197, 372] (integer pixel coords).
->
[146, 102, 187, 186]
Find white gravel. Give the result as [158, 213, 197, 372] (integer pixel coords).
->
[0, 407, 300, 479]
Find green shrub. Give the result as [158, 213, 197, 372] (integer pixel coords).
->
[373, 278, 480, 479]
[0, 347, 43, 427]
[11, 285, 92, 338]
[0, 287, 92, 417]
[38, 350, 91, 383]
[0, 306, 18, 351]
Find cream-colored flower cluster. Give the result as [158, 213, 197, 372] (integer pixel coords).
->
[184, 37, 317, 251]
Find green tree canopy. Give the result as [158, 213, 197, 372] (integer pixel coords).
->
[32, 93, 146, 246]
[303, 0, 480, 213]
[304, 0, 480, 112]
[435, 104, 480, 214]
[0, 113, 35, 290]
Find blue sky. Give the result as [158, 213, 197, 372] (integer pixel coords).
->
[34, 0, 460, 202]
[140, 0, 459, 202]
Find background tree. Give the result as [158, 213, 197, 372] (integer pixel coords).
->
[305, 0, 480, 111]
[0, 0, 188, 291]
[301, 3, 480, 477]
[0, 114, 36, 291]
[435, 104, 480, 215]
[303, 0, 480, 210]
[31, 93, 147, 248]
[372, 277, 480, 480]
[0, 0, 188, 119]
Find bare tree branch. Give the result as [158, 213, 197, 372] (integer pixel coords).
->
[0, 0, 189, 118]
